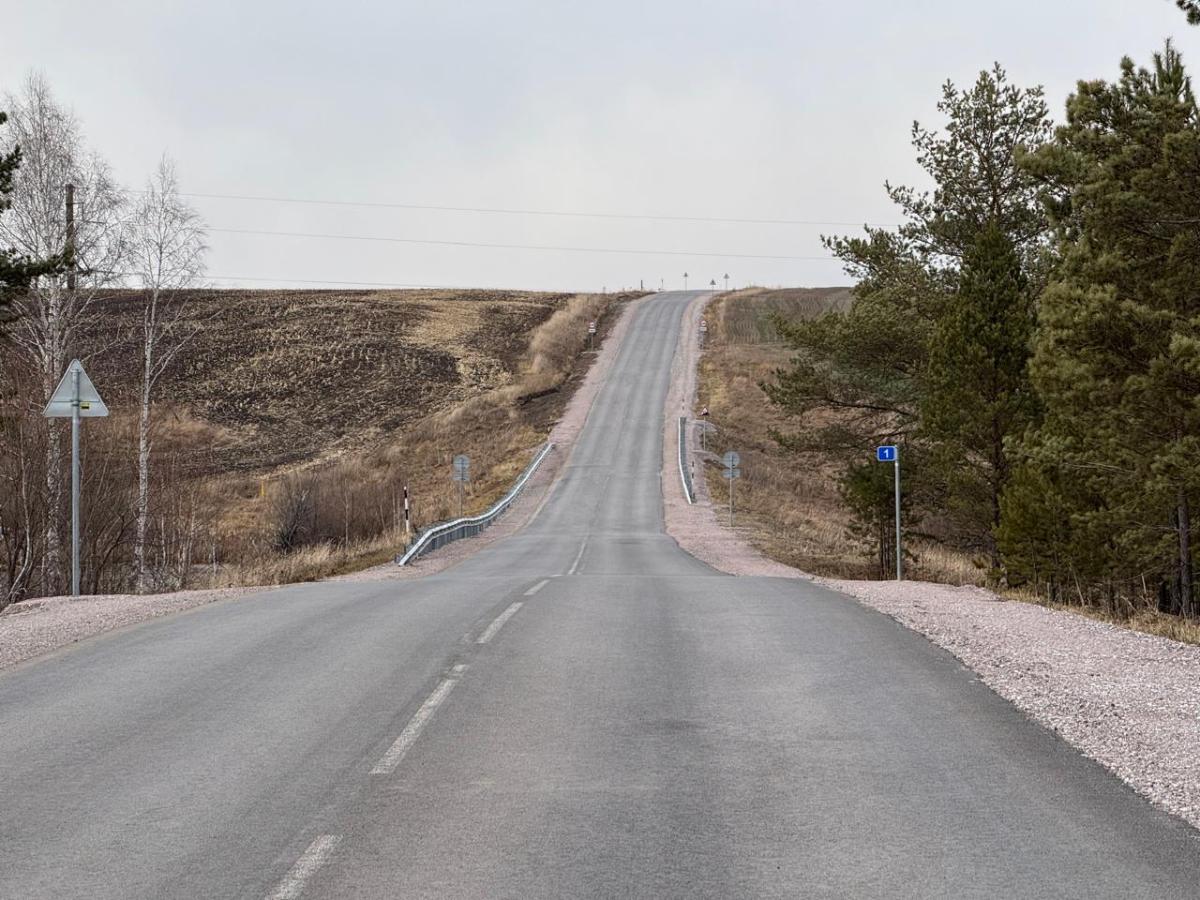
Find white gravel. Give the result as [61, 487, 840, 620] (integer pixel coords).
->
[661, 291, 1200, 831]
[0, 586, 267, 672]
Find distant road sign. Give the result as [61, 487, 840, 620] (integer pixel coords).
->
[43, 359, 108, 418]
[876, 445, 897, 463]
[721, 467, 741, 480]
[722, 451, 740, 469]
[588, 321, 597, 334]
[453, 454, 470, 482]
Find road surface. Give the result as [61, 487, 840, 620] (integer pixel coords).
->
[1, 291, 1198, 899]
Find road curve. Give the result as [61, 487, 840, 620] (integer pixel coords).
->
[1, 291, 1198, 899]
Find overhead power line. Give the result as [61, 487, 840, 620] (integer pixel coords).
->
[122, 188, 899, 228]
[207, 226, 839, 261]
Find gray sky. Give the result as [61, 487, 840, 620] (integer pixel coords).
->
[2, 1, 1193, 292]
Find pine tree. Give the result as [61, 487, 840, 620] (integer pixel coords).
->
[1176, 1, 1200, 25]
[1012, 42, 1200, 614]
[921, 223, 1037, 563]
[766, 66, 1051, 570]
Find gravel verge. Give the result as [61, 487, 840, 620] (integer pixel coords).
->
[661, 291, 1200, 832]
[0, 586, 269, 672]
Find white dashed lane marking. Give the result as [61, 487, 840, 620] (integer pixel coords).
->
[265, 834, 341, 900]
[477, 602, 525, 644]
[371, 665, 468, 775]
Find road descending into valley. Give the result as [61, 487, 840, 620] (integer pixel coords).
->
[2, 291, 1198, 899]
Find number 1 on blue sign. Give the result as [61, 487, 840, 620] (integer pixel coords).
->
[877, 445, 897, 463]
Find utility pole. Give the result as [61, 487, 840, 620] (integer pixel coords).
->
[65, 183, 76, 291]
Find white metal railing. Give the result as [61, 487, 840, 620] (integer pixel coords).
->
[678, 416, 695, 504]
[396, 442, 555, 566]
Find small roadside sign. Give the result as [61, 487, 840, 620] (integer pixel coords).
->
[876, 445, 903, 581]
[699, 318, 708, 333]
[722, 449, 741, 526]
[43, 359, 108, 418]
[588, 321, 597, 335]
[452, 454, 470, 482]
[43, 359, 108, 599]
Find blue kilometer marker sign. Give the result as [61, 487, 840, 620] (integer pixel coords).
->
[877, 445, 898, 463]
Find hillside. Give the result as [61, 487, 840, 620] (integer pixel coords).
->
[1, 287, 637, 594]
[89, 289, 577, 475]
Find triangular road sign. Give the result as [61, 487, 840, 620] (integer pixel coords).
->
[43, 359, 109, 418]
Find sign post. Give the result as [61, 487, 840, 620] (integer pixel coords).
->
[722, 451, 741, 527]
[588, 320, 597, 351]
[43, 360, 109, 597]
[452, 454, 470, 517]
[876, 445, 901, 581]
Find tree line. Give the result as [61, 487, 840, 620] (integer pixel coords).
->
[767, 40, 1200, 618]
[0, 74, 207, 608]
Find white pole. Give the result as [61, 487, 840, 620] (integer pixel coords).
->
[71, 366, 81, 597]
[894, 450, 902, 581]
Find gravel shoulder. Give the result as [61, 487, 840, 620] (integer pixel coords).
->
[0, 295, 652, 671]
[662, 291, 1200, 833]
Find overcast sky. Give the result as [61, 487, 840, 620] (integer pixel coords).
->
[2, 1, 1194, 292]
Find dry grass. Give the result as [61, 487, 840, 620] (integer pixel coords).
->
[698, 288, 984, 584]
[1002, 588, 1200, 646]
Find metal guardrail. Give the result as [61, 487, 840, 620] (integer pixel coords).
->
[678, 416, 695, 504]
[397, 442, 555, 566]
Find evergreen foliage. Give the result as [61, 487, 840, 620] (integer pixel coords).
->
[765, 66, 1050, 574]
[1007, 42, 1200, 614]
[921, 222, 1037, 561]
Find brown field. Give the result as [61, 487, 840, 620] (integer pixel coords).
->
[83, 288, 637, 585]
[697, 287, 982, 584]
[90, 289, 577, 475]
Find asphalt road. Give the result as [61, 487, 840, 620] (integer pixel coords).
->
[2, 291, 1199, 899]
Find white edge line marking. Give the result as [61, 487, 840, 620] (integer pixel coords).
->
[524, 578, 550, 597]
[266, 834, 341, 900]
[477, 601, 525, 644]
[567, 537, 588, 575]
[371, 668, 466, 775]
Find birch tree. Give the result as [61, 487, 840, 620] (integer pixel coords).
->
[0, 73, 125, 594]
[126, 157, 206, 592]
